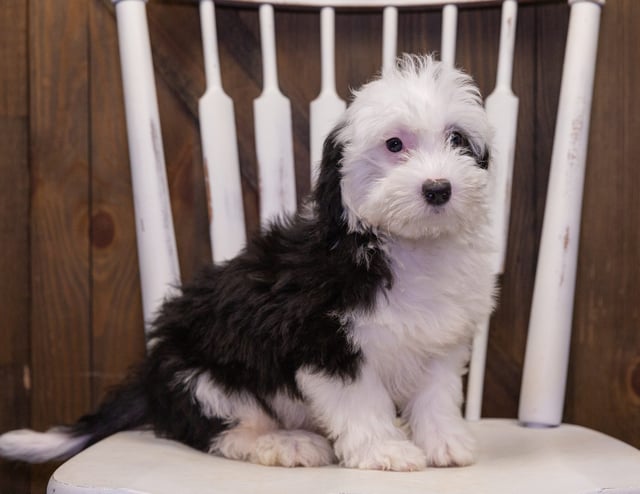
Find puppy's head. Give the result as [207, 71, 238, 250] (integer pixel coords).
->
[320, 54, 492, 240]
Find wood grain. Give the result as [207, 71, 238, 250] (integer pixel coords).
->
[151, 6, 213, 280]
[0, 1, 30, 491]
[89, 0, 146, 404]
[29, 0, 92, 490]
[459, 3, 530, 418]
[215, 6, 263, 232]
[568, 0, 640, 446]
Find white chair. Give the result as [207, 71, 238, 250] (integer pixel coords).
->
[48, 0, 640, 492]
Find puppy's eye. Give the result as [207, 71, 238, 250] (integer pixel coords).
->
[385, 137, 404, 153]
[449, 131, 469, 149]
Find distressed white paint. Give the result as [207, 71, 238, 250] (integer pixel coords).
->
[254, 4, 297, 224]
[199, 0, 247, 262]
[48, 420, 640, 493]
[309, 7, 346, 186]
[486, 0, 519, 275]
[210, 0, 517, 6]
[440, 4, 458, 67]
[113, 0, 180, 332]
[382, 6, 398, 73]
[519, 0, 603, 427]
[102, 0, 638, 486]
[466, 0, 519, 422]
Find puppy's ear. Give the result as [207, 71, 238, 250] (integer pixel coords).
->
[477, 148, 490, 170]
[313, 125, 346, 230]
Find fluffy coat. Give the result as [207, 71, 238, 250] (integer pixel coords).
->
[0, 55, 495, 471]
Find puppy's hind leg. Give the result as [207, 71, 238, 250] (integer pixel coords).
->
[212, 406, 334, 467]
[251, 392, 335, 467]
[251, 429, 335, 467]
[194, 375, 333, 467]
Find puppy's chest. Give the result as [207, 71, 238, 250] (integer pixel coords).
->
[351, 239, 493, 369]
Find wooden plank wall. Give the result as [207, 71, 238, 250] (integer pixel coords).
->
[0, 1, 30, 492]
[0, 0, 638, 492]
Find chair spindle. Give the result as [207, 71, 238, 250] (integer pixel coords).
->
[199, 0, 247, 263]
[519, 0, 604, 427]
[254, 4, 297, 224]
[441, 4, 458, 67]
[113, 0, 181, 333]
[466, 0, 519, 421]
[310, 7, 345, 186]
[382, 6, 398, 72]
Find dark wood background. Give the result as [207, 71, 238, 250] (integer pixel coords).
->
[1, 0, 639, 492]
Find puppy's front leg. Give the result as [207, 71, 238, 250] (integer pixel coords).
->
[296, 362, 427, 471]
[405, 344, 475, 467]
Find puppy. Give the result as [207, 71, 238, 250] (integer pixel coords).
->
[0, 54, 495, 471]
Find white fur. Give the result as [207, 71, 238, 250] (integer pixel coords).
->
[251, 430, 335, 467]
[210, 55, 495, 471]
[339, 55, 493, 240]
[185, 371, 333, 467]
[296, 364, 427, 471]
[188, 370, 258, 421]
[292, 55, 495, 470]
[211, 406, 277, 460]
[212, 404, 334, 468]
[0, 55, 495, 472]
[269, 391, 314, 431]
[404, 344, 477, 466]
[333, 234, 493, 468]
[0, 428, 90, 463]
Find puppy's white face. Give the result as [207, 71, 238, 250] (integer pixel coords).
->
[338, 55, 493, 240]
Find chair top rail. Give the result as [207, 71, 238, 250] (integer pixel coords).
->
[152, 0, 570, 10]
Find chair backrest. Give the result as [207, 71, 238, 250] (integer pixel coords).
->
[111, 0, 604, 429]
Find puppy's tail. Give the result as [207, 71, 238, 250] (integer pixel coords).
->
[0, 367, 149, 463]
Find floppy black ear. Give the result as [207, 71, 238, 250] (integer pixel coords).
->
[313, 125, 346, 230]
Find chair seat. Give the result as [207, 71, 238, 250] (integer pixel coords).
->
[48, 418, 640, 494]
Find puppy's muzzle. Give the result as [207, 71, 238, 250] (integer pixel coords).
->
[422, 179, 452, 206]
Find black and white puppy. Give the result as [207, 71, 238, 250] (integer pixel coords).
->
[0, 54, 495, 471]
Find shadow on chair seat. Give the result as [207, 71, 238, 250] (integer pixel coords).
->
[48, 419, 640, 494]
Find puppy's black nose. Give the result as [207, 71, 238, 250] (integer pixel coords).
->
[422, 179, 452, 206]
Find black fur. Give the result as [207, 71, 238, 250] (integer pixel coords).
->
[476, 148, 490, 170]
[67, 126, 394, 454]
[450, 129, 490, 170]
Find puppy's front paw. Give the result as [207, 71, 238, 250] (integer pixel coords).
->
[421, 427, 476, 467]
[341, 440, 427, 472]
